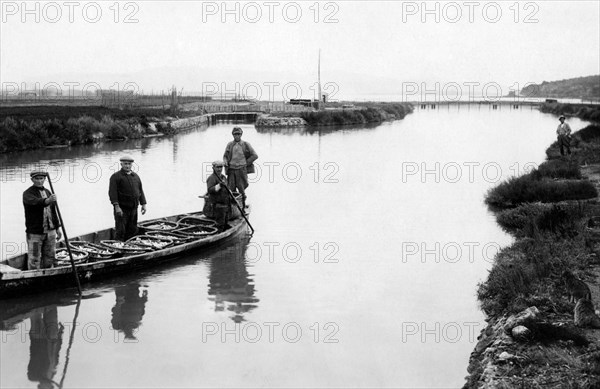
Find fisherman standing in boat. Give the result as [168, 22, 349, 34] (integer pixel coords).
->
[109, 155, 147, 241]
[206, 161, 231, 232]
[223, 127, 258, 209]
[23, 170, 62, 270]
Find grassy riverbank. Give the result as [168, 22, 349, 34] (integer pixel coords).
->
[465, 124, 600, 387]
[0, 106, 201, 153]
[540, 101, 600, 122]
[299, 103, 413, 126]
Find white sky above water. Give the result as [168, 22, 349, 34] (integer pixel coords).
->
[1, 0, 599, 100]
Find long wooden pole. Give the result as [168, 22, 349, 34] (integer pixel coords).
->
[46, 175, 82, 295]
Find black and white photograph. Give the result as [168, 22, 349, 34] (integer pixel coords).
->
[1, 1, 600, 387]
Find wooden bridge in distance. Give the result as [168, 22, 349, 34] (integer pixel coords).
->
[411, 99, 600, 111]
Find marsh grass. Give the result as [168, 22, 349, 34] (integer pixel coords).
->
[477, 230, 593, 317]
[485, 176, 597, 208]
[0, 114, 148, 152]
[0, 105, 204, 152]
[300, 103, 413, 126]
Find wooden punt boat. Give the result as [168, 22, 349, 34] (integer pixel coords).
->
[0, 208, 250, 298]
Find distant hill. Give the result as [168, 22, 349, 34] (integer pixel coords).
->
[520, 75, 600, 99]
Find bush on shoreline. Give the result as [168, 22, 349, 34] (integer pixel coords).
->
[496, 202, 588, 238]
[477, 230, 592, 317]
[540, 102, 600, 122]
[485, 175, 597, 208]
[299, 103, 413, 126]
[485, 151, 597, 208]
[0, 114, 146, 153]
[0, 105, 208, 153]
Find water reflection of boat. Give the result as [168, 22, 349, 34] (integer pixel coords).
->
[111, 283, 148, 340]
[208, 236, 259, 323]
[0, 292, 88, 389]
[0, 208, 251, 298]
[0, 292, 90, 331]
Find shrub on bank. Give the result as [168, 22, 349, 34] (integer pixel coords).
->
[0, 117, 45, 152]
[496, 202, 548, 236]
[576, 124, 600, 143]
[0, 114, 146, 152]
[540, 102, 600, 122]
[301, 110, 371, 126]
[477, 233, 591, 316]
[485, 175, 597, 208]
[496, 202, 588, 238]
[299, 103, 413, 126]
[0, 105, 173, 122]
[361, 103, 412, 118]
[63, 116, 101, 144]
[532, 159, 582, 180]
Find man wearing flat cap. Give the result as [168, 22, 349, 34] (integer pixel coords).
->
[23, 170, 62, 270]
[556, 115, 572, 156]
[205, 160, 231, 232]
[108, 155, 147, 241]
[223, 127, 258, 209]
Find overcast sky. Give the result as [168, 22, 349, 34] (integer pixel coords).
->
[1, 0, 598, 99]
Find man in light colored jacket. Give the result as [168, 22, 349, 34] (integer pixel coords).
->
[556, 115, 572, 156]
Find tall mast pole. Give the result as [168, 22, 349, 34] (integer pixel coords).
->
[318, 49, 322, 111]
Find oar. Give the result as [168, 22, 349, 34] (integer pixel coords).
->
[215, 176, 255, 234]
[46, 174, 82, 295]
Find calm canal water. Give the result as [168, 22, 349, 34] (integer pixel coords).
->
[0, 106, 588, 388]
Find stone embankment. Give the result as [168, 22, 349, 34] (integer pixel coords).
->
[148, 114, 210, 135]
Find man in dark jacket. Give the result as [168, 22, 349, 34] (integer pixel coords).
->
[207, 160, 231, 231]
[23, 171, 62, 270]
[223, 127, 258, 209]
[108, 155, 147, 241]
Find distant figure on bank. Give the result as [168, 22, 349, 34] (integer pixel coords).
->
[556, 115, 572, 156]
[23, 170, 62, 270]
[109, 155, 147, 241]
[223, 127, 258, 209]
[206, 160, 231, 232]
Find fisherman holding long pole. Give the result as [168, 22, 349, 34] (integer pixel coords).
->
[23, 170, 63, 270]
[23, 169, 82, 293]
[206, 161, 254, 233]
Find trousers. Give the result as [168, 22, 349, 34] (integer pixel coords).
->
[558, 134, 571, 156]
[27, 230, 57, 270]
[114, 207, 138, 241]
[227, 167, 248, 205]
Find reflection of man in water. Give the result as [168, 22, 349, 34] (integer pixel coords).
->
[208, 237, 259, 323]
[28, 306, 63, 389]
[111, 283, 148, 340]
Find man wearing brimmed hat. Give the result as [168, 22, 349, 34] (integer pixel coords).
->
[556, 115, 572, 156]
[23, 170, 62, 269]
[108, 155, 147, 241]
[205, 160, 231, 231]
[223, 127, 258, 209]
